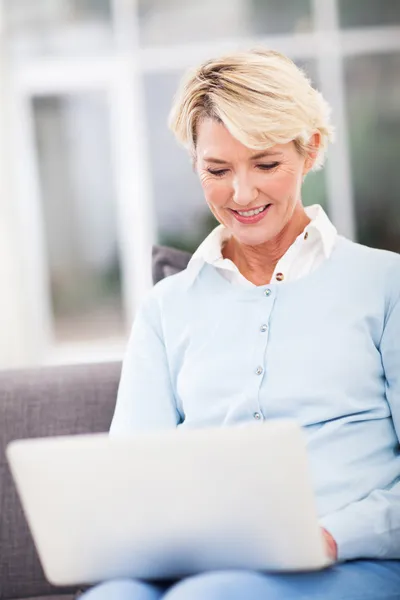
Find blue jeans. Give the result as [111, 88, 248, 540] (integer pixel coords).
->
[81, 561, 400, 599]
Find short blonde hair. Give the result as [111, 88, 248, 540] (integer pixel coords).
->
[169, 48, 334, 170]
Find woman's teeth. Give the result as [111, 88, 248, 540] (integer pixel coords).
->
[236, 205, 268, 217]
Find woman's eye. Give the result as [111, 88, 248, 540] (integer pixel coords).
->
[257, 162, 280, 171]
[207, 168, 229, 177]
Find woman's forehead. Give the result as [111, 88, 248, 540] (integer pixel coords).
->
[196, 121, 290, 162]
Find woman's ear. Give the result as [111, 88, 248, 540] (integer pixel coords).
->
[303, 132, 321, 175]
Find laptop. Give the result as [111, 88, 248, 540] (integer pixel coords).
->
[6, 419, 332, 586]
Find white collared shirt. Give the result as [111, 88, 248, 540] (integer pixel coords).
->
[188, 204, 337, 286]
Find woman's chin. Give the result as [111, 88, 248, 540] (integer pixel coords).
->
[228, 222, 277, 247]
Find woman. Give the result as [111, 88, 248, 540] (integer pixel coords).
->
[83, 49, 400, 599]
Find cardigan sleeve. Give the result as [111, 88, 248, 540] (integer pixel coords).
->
[110, 292, 181, 435]
[320, 265, 400, 561]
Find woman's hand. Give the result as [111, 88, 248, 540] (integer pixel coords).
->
[321, 527, 338, 561]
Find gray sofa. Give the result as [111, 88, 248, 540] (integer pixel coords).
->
[0, 362, 121, 600]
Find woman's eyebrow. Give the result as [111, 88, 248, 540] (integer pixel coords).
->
[203, 150, 282, 164]
[250, 150, 282, 160]
[202, 156, 230, 164]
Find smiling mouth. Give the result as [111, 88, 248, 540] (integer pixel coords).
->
[232, 204, 271, 217]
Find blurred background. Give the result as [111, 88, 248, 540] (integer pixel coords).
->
[0, 0, 399, 370]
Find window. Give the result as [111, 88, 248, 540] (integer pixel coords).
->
[1, 0, 399, 366]
[339, 0, 400, 29]
[344, 53, 400, 252]
[32, 93, 124, 343]
[4, 0, 112, 59]
[138, 0, 312, 47]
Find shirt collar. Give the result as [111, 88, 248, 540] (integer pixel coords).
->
[186, 204, 337, 287]
[303, 204, 337, 258]
[190, 224, 229, 266]
[185, 225, 226, 287]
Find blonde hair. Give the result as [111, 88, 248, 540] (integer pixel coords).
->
[169, 48, 334, 170]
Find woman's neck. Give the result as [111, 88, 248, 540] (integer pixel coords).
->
[223, 205, 311, 286]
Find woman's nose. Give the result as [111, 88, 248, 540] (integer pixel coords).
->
[232, 175, 259, 206]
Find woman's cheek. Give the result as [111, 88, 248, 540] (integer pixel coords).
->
[203, 181, 231, 208]
[259, 171, 294, 201]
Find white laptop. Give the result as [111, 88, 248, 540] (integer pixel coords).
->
[6, 419, 332, 586]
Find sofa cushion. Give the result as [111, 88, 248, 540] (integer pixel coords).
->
[152, 245, 192, 285]
[0, 362, 121, 599]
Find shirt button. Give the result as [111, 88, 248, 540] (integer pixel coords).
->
[275, 272, 284, 282]
[304, 231, 309, 240]
[260, 324, 268, 332]
[255, 366, 263, 375]
[264, 289, 272, 297]
[253, 412, 262, 420]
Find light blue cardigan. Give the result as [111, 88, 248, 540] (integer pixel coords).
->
[111, 236, 400, 562]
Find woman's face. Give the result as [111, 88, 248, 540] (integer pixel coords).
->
[196, 118, 315, 246]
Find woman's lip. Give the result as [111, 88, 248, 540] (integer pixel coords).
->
[229, 204, 271, 224]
